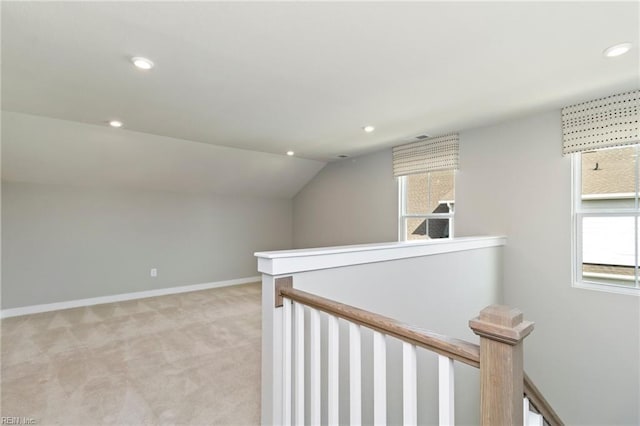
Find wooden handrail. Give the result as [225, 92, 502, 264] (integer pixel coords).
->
[280, 287, 481, 367]
[279, 287, 563, 425]
[524, 373, 564, 426]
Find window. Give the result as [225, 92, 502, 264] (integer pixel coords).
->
[572, 144, 639, 294]
[399, 170, 455, 241]
[393, 132, 459, 241]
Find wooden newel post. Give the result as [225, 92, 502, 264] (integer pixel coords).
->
[469, 305, 534, 426]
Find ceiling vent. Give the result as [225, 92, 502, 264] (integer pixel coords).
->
[395, 132, 431, 144]
[397, 132, 431, 144]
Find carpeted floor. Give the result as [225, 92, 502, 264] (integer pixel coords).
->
[1, 283, 262, 425]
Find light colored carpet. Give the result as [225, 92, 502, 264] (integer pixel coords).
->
[1, 283, 262, 425]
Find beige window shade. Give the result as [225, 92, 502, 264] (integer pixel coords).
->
[392, 133, 459, 177]
[562, 89, 639, 155]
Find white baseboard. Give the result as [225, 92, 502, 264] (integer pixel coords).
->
[0, 276, 261, 319]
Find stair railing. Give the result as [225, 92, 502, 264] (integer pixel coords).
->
[275, 283, 563, 426]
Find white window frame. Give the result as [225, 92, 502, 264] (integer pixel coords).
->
[398, 173, 455, 242]
[571, 147, 640, 296]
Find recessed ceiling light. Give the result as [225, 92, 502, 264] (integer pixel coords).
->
[132, 56, 154, 70]
[363, 125, 375, 133]
[603, 43, 632, 58]
[286, 151, 295, 156]
[109, 120, 123, 128]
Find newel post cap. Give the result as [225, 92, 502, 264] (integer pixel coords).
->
[469, 304, 534, 345]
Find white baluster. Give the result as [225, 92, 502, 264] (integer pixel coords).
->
[349, 322, 362, 425]
[282, 299, 293, 425]
[327, 315, 340, 425]
[310, 308, 321, 425]
[438, 355, 455, 426]
[373, 331, 387, 425]
[294, 303, 305, 425]
[524, 397, 543, 426]
[402, 342, 417, 426]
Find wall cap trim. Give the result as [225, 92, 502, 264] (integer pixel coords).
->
[255, 236, 506, 276]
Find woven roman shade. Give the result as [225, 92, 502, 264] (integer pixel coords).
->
[392, 133, 459, 177]
[562, 89, 639, 155]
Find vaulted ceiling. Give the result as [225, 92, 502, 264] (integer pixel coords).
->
[2, 111, 325, 198]
[1, 1, 638, 187]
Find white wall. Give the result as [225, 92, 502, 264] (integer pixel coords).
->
[1, 111, 319, 309]
[456, 110, 639, 426]
[292, 149, 398, 248]
[1, 182, 292, 309]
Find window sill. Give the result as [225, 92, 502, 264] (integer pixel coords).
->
[572, 280, 640, 296]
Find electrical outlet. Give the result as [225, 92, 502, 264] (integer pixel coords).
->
[150, 268, 158, 278]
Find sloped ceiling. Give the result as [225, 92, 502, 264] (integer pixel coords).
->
[1, 112, 325, 198]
